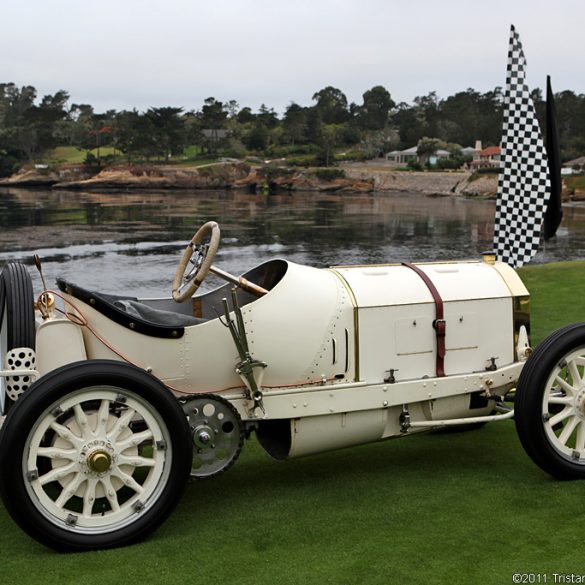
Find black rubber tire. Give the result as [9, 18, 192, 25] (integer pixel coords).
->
[0, 360, 192, 551]
[515, 323, 585, 479]
[0, 263, 35, 414]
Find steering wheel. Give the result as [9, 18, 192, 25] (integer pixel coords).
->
[172, 221, 221, 302]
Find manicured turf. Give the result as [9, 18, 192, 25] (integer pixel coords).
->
[518, 261, 585, 344]
[49, 146, 120, 164]
[1, 261, 584, 584]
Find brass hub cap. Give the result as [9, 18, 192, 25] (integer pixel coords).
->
[80, 439, 116, 475]
[87, 450, 113, 473]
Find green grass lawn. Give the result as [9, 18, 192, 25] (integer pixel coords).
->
[518, 261, 585, 344]
[49, 146, 121, 164]
[46, 145, 207, 166]
[1, 261, 585, 584]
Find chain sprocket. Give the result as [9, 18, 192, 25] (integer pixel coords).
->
[181, 394, 244, 479]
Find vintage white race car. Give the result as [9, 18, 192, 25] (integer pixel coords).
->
[0, 221, 581, 552]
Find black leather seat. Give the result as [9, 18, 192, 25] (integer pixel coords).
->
[57, 278, 206, 339]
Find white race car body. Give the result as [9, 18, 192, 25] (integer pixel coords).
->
[32, 257, 529, 458]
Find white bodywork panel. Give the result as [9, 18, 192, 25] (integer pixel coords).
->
[60, 262, 356, 394]
[332, 261, 526, 383]
[36, 319, 87, 376]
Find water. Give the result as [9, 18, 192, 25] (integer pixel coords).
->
[1, 187, 585, 297]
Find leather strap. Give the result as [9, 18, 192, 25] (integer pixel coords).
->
[402, 262, 446, 377]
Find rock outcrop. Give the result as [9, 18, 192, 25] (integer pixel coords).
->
[0, 160, 506, 197]
[53, 162, 252, 190]
[0, 164, 95, 187]
[234, 168, 374, 193]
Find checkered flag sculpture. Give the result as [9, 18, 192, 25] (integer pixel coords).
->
[493, 25, 551, 268]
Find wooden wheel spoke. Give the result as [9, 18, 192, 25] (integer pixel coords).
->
[82, 478, 98, 517]
[116, 430, 153, 452]
[107, 407, 136, 442]
[54, 473, 85, 509]
[559, 416, 579, 446]
[554, 375, 577, 396]
[576, 422, 585, 453]
[111, 469, 144, 494]
[49, 421, 84, 448]
[549, 407, 574, 428]
[38, 462, 77, 486]
[37, 446, 77, 461]
[548, 395, 573, 406]
[568, 361, 583, 386]
[95, 399, 111, 436]
[117, 454, 156, 468]
[100, 476, 121, 513]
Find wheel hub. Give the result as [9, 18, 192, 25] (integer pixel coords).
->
[87, 450, 113, 473]
[80, 439, 116, 476]
[193, 425, 214, 449]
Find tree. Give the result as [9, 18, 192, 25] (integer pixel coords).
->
[237, 106, 255, 124]
[416, 136, 442, 165]
[413, 92, 441, 139]
[198, 97, 228, 154]
[282, 103, 308, 145]
[393, 101, 427, 147]
[62, 103, 94, 148]
[0, 84, 70, 160]
[316, 124, 342, 166]
[200, 97, 227, 130]
[257, 104, 279, 129]
[225, 100, 239, 118]
[145, 107, 187, 159]
[554, 90, 585, 159]
[114, 109, 157, 161]
[243, 121, 270, 151]
[305, 108, 323, 144]
[360, 85, 395, 130]
[312, 86, 349, 124]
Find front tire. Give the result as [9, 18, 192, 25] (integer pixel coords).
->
[515, 323, 585, 479]
[0, 360, 192, 551]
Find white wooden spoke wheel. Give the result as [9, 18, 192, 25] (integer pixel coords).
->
[542, 350, 585, 458]
[516, 323, 585, 479]
[26, 388, 170, 530]
[0, 361, 191, 551]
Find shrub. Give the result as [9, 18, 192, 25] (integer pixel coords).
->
[287, 154, 319, 167]
[312, 168, 345, 181]
[0, 153, 21, 177]
[406, 161, 424, 171]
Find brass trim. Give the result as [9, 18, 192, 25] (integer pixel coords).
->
[481, 251, 497, 265]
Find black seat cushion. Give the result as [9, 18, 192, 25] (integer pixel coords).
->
[57, 278, 205, 339]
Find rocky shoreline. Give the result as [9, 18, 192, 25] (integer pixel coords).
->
[0, 160, 551, 199]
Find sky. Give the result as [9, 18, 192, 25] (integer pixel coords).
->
[1, 0, 583, 115]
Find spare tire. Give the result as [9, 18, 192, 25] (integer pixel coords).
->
[0, 263, 36, 414]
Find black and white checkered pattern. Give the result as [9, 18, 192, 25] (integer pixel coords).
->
[494, 26, 550, 268]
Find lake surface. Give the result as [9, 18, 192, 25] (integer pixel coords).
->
[1, 187, 585, 297]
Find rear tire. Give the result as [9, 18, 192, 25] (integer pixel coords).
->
[515, 323, 585, 479]
[0, 360, 192, 551]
